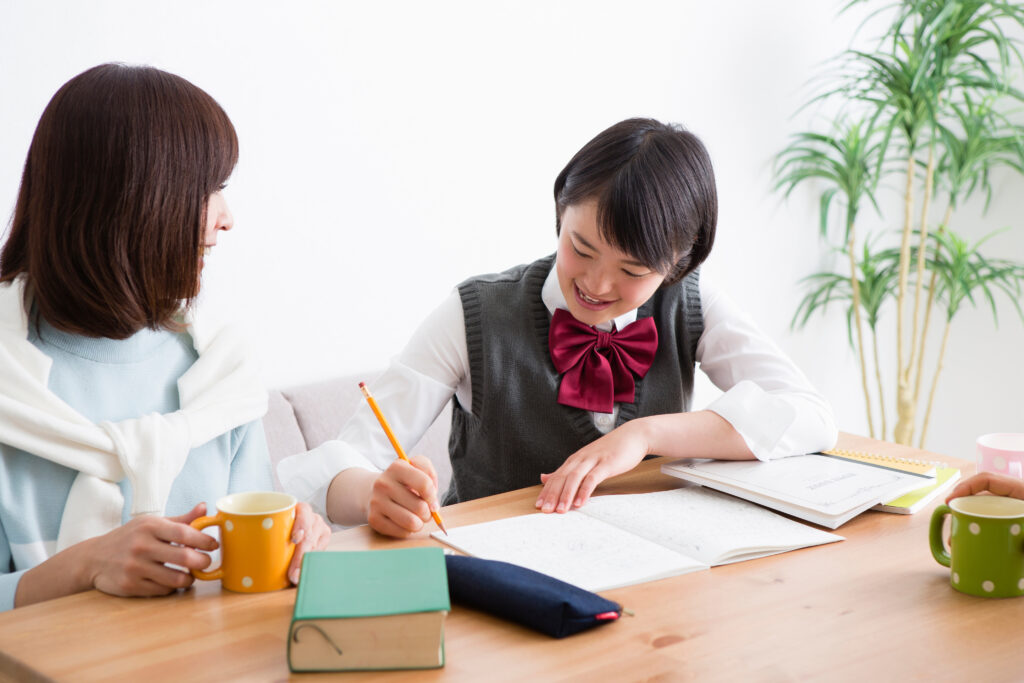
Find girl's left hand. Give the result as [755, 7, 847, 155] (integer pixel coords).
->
[287, 502, 332, 585]
[536, 419, 650, 513]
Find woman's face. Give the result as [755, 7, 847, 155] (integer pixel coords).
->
[555, 199, 666, 327]
[201, 190, 233, 270]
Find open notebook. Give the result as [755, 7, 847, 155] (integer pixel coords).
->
[432, 487, 842, 592]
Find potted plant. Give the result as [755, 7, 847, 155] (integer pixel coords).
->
[775, 0, 1024, 447]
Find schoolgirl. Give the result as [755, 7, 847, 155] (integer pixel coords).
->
[280, 117, 837, 537]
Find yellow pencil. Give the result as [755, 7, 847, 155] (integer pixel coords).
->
[359, 382, 448, 535]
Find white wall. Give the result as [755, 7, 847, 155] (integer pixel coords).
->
[2, 0, 1022, 462]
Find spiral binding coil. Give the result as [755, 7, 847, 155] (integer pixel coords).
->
[822, 448, 938, 474]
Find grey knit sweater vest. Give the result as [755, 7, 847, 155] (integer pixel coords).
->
[444, 254, 703, 504]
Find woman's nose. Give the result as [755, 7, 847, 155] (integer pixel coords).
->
[216, 201, 234, 232]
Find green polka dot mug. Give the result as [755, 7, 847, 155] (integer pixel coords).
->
[930, 495, 1024, 598]
[190, 491, 297, 593]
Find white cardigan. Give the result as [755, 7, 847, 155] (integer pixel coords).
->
[0, 278, 267, 550]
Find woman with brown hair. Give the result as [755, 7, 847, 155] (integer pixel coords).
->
[0, 63, 329, 611]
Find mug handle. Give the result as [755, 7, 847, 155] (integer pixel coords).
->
[929, 504, 952, 568]
[189, 512, 225, 581]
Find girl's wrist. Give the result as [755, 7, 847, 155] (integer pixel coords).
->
[624, 415, 657, 456]
[326, 467, 377, 526]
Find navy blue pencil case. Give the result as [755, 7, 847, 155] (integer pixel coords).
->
[444, 555, 622, 638]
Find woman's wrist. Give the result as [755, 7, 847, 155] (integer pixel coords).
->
[64, 536, 99, 594]
[14, 538, 95, 608]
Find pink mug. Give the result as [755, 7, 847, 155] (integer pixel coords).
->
[977, 433, 1024, 480]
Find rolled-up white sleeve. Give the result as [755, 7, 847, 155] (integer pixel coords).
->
[277, 290, 469, 516]
[697, 277, 838, 461]
[277, 439, 378, 519]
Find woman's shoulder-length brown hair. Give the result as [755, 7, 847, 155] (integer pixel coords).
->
[0, 63, 238, 339]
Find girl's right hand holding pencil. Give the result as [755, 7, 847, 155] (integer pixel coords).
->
[367, 456, 441, 538]
[354, 381, 448, 538]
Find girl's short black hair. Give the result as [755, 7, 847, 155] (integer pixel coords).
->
[554, 118, 717, 284]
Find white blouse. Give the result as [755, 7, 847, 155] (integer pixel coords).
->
[278, 266, 838, 515]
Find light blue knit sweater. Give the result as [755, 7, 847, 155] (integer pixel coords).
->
[0, 316, 272, 611]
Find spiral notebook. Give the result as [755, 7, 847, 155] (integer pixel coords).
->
[820, 448, 938, 477]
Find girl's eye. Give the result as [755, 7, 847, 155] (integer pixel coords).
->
[571, 243, 591, 259]
[218, 183, 228, 191]
[622, 269, 645, 278]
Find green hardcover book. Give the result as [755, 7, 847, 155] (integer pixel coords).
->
[288, 548, 450, 672]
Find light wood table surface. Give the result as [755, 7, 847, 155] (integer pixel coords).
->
[1, 433, 1022, 682]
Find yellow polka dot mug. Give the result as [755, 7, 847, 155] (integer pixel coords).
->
[930, 495, 1024, 598]
[190, 491, 297, 593]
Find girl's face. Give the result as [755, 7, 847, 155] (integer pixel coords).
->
[555, 199, 666, 327]
[200, 190, 233, 270]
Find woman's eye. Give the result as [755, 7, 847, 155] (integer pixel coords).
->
[571, 244, 591, 259]
[622, 269, 651, 278]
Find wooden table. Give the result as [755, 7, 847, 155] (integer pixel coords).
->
[1, 434, 1022, 682]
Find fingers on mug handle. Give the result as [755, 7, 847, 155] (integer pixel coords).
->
[189, 512, 225, 581]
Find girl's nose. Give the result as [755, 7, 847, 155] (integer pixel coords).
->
[581, 265, 614, 297]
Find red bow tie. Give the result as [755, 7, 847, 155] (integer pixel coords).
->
[548, 308, 658, 413]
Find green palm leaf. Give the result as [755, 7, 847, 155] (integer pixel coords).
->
[774, 119, 885, 242]
[791, 239, 900, 344]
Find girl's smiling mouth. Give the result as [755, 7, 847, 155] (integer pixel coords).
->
[574, 283, 614, 310]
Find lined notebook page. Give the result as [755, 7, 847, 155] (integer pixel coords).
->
[435, 512, 706, 591]
[581, 487, 842, 565]
[433, 486, 843, 591]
